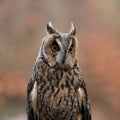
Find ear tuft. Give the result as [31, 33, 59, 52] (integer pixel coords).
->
[69, 22, 76, 36]
[46, 22, 56, 34]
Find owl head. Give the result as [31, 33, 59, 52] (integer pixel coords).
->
[39, 22, 78, 70]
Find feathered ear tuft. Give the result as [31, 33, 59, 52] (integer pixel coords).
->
[46, 22, 56, 34]
[69, 22, 76, 36]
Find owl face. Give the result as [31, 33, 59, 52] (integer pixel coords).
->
[40, 22, 77, 70]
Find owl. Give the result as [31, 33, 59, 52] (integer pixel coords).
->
[27, 22, 91, 120]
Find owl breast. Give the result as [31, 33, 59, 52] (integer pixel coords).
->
[38, 87, 80, 120]
[36, 60, 81, 120]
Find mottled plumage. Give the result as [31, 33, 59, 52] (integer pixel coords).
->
[27, 22, 91, 120]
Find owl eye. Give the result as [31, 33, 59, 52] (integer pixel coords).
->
[69, 45, 73, 53]
[51, 44, 59, 52]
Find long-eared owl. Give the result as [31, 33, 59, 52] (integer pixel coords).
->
[27, 22, 91, 120]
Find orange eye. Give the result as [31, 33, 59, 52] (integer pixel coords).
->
[51, 45, 59, 52]
[69, 46, 73, 53]
[69, 47, 72, 51]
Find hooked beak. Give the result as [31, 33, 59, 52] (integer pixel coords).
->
[61, 51, 67, 64]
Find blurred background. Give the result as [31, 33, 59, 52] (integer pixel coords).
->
[0, 0, 120, 120]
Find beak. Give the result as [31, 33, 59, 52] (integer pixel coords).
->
[61, 51, 67, 64]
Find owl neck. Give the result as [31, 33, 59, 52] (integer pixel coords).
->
[34, 57, 81, 90]
[37, 54, 78, 70]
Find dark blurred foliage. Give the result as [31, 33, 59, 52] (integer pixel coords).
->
[0, 0, 120, 120]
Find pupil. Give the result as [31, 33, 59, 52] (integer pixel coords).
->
[69, 47, 72, 51]
[54, 46, 57, 50]
[52, 44, 59, 52]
